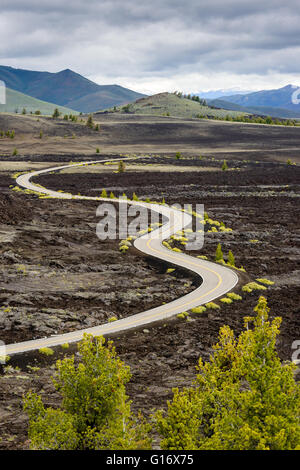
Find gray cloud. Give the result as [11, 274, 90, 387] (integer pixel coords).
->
[0, 0, 300, 91]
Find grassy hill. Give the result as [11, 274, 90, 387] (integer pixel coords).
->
[0, 87, 78, 115]
[0, 66, 145, 113]
[105, 92, 247, 119]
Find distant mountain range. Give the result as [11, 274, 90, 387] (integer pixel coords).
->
[197, 89, 251, 100]
[0, 66, 145, 113]
[205, 85, 300, 118]
[0, 65, 299, 119]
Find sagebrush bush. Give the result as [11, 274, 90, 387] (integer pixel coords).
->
[242, 282, 267, 293]
[191, 306, 207, 314]
[205, 302, 220, 310]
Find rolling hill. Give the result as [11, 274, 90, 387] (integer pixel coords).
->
[104, 92, 248, 119]
[0, 87, 77, 115]
[0, 66, 145, 113]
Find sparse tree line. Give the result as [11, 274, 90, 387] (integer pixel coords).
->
[197, 113, 299, 126]
[14, 108, 41, 115]
[22, 296, 300, 450]
[0, 129, 15, 138]
[173, 91, 207, 106]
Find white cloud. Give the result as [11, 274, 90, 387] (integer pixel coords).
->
[0, 0, 300, 93]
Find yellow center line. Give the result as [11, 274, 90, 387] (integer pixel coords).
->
[7, 234, 224, 354]
[7, 158, 235, 355]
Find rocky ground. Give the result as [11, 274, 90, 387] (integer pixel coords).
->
[0, 152, 299, 449]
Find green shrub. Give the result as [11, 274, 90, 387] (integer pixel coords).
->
[108, 316, 118, 322]
[205, 302, 220, 310]
[227, 292, 242, 301]
[215, 243, 223, 262]
[220, 297, 233, 304]
[227, 250, 235, 266]
[39, 347, 54, 356]
[256, 278, 274, 286]
[221, 160, 228, 171]
[86, 114, 94, 128]
[118, 161, 125, 173]
[242, 282, 267, 293]
[156, 297, 300, 450]
[191, 306, 207, 314]
[24, 335, 150, 450]
[52, 108, 60, 119]
[166, 268, 175, 274]
[177, 311, 189, 319]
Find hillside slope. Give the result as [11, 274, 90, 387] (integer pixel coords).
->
[0, 87, 77, 115]
[105, 92, 247, 119]
[0, 66, 145, 113]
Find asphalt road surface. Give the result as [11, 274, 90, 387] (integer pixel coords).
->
[5, 158, 238, 356]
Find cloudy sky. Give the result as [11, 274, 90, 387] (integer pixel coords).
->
[0, 0, 300, 94]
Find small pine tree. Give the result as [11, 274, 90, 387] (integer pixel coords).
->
[221, 160, 228, 171]
[132, 192, 139, 201]
[118, 161, 126, 173]
[227, 250, 235, 266]
[156, 297, 300, 450]
[23, 334, 151, 450]
[100, 189, 108, 198]
[12, 148, 18, 156]
[215, 243, 223, 262]
[52, 108, 60, 119]
[22, 108, 26, 115]
[86, 115, 94, 128]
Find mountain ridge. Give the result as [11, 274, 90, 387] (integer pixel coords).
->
[214, 84, 300, 113]
[0, 65, 145, 113]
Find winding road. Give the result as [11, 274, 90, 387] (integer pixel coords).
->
[5, 158, 238, 356]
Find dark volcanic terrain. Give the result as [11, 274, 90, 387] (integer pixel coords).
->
[0, 114, 299, 449]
